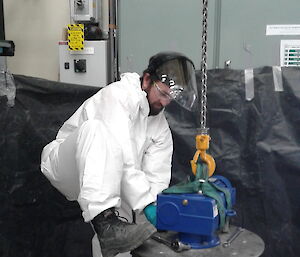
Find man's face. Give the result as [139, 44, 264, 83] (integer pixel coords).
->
[142, 74, 172, 116]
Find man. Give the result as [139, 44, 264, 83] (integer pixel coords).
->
[40, 52, 198, 257]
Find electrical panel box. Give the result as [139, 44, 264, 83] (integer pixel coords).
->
[59, 40, 108, 87]
[70, 0, 98, 22]
[118, 0, 300, 71]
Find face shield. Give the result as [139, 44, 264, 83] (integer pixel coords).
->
[153, 58, 198, 111]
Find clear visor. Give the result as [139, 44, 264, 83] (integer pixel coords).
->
[155, 58, 198, 111]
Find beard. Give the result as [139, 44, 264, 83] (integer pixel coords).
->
[149, 105, 164, 116]
[145, 88, 164, 116]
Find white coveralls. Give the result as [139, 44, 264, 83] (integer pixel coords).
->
[40, 72, 173, 223]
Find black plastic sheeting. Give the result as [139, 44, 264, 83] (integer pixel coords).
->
[0, 67, 299, 257]
[0, 77, 98, 257]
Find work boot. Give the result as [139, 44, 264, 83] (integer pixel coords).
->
[92, 208, 156, 257]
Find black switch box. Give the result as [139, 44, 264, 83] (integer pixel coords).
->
[74, 59, 86, 73]
[0, 40, 15, 56]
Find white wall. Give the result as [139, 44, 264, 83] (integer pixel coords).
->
[3, 0, 70, 81]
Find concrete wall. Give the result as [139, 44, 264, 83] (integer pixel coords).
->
[3, 0, 70, 81]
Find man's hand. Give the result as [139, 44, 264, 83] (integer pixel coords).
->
[144, 203, 157, 226]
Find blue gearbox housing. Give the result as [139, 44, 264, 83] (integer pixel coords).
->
[156, 175, 236, 249]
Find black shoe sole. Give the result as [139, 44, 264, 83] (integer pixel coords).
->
[101, 223, 156, 257]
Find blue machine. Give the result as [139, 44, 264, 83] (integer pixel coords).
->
[156, 175, 236, 249]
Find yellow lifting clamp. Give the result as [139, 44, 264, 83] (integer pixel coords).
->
[190, 134, 216, 177]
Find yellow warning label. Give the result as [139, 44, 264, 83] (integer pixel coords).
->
[67, 24, 84, 51]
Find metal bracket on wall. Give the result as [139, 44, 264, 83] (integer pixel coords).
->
[224, 60, 231, 69]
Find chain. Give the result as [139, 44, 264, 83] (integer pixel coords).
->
[200, 0, 209, 134]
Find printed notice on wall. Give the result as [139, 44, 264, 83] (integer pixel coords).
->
[67, 24, 84, 51]
[266, 25, 300, 35]
[280, 40, 300, 67]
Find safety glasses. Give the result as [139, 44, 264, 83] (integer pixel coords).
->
[153, 82, 184, 101]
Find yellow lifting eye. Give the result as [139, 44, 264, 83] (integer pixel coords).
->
[190, 134, 216, 177]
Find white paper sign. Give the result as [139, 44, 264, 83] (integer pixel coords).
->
[280, 40, 300, 67]
[266, 25, 300, 35]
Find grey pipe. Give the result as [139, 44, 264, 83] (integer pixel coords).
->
[108, 0, 119, 82]
[0, 0, 7, 71]
[1, 0, 5, 40]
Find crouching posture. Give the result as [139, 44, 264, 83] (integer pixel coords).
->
[40, 52, 198, 257]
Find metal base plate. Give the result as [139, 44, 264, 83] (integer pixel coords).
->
[131, 226, 265, 257]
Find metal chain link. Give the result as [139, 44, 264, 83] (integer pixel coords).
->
[200, 0, 209, 134]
